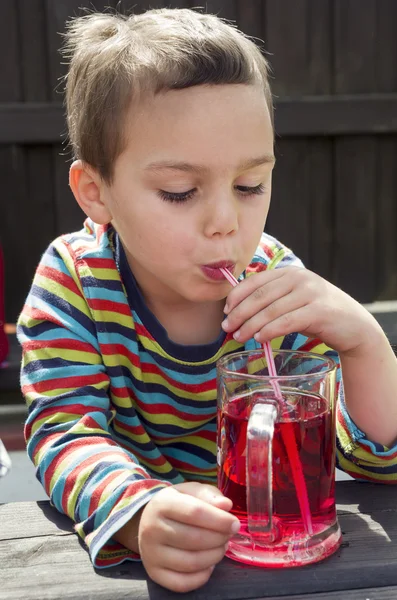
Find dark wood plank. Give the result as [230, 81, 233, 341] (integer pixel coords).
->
[18, 0, 50, 102]
[0, 143, 56, 323]
[253, 587, 397, 600]
[265, 0, 332, 96]
[374, 0, 397, 302]
[333, 0, 378, 302]
[1, 483, 397, 599]
[45, 1, 89, 237]
[377, 139, 397, 301]
[264, 0, 333, 285]
[0, 2, 21, 101]
[274, 95, 397, 136]
[0, 2, 23, 325]
[2, 95, 397, 143]
[0, 103, 65, 144]
[267, 139, 311, 266]
[204, 1, 238, 20]
[267, 138, 334, 281]
[334, 137, 377, 301]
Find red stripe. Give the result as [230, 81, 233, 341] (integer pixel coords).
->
[259, 241, 275, 260]
[124, 446, 168, 468]
[36, 265, 81, 296]
[22, 372, 108, 394]
[135, 322, 155, 340]
[299, 337, 334, 355]
[88, 298, 132, 316]
[169, 455, 213, 474]
[23, 338, 97, 354]
[82, 257, 117, 270]
[88, 470, 127, 514]
[62, 450, 133, 514]
[44, 435, 120, 493]
[113, 419, 146, 438]
[132, 397, 214, 421]
[94, 551, 140, 567]
[30, 431, 64, 461]
[29, 404, 108, 430]
[23, 304, 64, 327]
[101, 342, 216, 394]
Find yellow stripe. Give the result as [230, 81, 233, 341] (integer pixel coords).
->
[136, 406, 213, 428]
[268, 247, 287, 269]
[180, 467, 217, 477]
[98, 472, 131, 506]
[337, 451, 397, 482]
[132, 454, 174, 475]
[49, 448, 131, 496]
[90, 267, 121, 281]
[90, 309, 133, 329]
[35, 273, 89, 315]
[138, 335, 242, 367]
[67, 467, 92, 516]
[155, 435, 215, 454]
[24, 347, 101, 366]
[51, 239, 85, 296]
[113, 423, 149, 445]
[31, 413, 79, 437]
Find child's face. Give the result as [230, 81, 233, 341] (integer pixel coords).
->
[105, 84, 274, 306]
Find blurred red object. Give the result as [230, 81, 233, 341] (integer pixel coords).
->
[0, 244, 9, 364]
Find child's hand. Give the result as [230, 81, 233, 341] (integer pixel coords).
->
[138, 482, 239, 593]
[222, 266, 378, 355]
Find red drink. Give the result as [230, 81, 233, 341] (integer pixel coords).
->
[218, 391, 341, 566]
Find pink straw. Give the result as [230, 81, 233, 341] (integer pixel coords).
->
[220, 268, 313, 535]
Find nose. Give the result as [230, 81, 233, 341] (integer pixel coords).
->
[202, 192, 238, 238]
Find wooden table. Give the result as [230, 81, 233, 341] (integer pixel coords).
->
[1, 481, 396, 599]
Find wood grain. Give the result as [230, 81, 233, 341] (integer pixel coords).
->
[1, 482, 397, 599]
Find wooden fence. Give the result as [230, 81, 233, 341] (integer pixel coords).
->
[1, 0, 397, 322]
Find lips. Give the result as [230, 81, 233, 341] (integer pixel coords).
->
[201, 261, 236, 281]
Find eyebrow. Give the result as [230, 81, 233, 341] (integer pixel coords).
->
[144, 154, 276, 174]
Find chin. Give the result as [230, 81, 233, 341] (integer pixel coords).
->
[187, 285, 228, 304]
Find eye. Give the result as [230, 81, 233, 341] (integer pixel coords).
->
[158, 188, 197, 203]
[235, 183, 266, 196]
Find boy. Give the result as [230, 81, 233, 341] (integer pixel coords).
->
[17, 8, 397, 594]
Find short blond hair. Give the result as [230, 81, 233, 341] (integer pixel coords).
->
[62, 8, 273, 183]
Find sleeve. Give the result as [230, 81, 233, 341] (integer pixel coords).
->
[272, 244, 397, 484]
[17, 239, 172, 568]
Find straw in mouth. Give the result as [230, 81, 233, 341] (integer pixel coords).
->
[219, 266, 313, 536]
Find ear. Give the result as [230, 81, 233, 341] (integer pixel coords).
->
[69, 160, 113, 225]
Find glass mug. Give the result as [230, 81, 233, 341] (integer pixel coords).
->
[217, 349, 342, 567]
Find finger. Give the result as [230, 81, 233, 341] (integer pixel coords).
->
[254, 305, 314, 343]
[174, 482, 233, 511]
[158, 517, 231, 551]
[232, 291, 307, 343]
[223, 268, 289, 314]
[157, 487, 239, 535]
[155, 544, 226, 574]
[148, 566, 214, 594]
[223, 273, 293, 333]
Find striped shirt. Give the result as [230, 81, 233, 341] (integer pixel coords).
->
[17, 219, 397, 568]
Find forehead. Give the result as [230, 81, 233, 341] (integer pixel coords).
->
[123, 84, 274, 169]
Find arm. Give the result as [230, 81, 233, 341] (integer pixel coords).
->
[339, 321, 397, 448]
[17, 239, 171, 567]
[223, 243, 397, 482]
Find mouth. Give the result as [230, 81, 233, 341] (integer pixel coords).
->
[201, 261, 236, 281]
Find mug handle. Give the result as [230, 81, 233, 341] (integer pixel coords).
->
[247, 401, 279, 538]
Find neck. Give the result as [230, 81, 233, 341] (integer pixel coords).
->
[146, 295, 225, 345]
